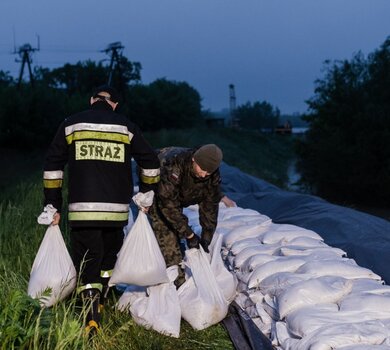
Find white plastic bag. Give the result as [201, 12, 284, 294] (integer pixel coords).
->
[132, 190, 154, 209]
[178, 247, 228, 330]
[37, 204, 57, 225]
[109, 210, 169, 286]
[122, 266, 181, 338]
[28, 225, 76, 307]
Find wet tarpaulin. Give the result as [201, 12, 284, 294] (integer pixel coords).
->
[220, 162, 390, 285]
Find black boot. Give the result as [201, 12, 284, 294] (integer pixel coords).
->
[81, 288, 101, 337]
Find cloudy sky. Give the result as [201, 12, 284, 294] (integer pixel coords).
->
[0, 0, 389, 114]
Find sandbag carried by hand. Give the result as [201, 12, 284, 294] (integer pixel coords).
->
[28, 225, 76, 307]
[109, 210, 168, 286]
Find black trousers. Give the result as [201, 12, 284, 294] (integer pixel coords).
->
[70, 227, 124, 289]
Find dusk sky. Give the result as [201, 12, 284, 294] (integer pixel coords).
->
[0, 1, 389, 115]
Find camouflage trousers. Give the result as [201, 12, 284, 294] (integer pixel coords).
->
[149, 201, 185, 285]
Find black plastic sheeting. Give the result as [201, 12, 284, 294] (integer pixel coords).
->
[222, 301, 273, 350]
[220, 162, 390, 285]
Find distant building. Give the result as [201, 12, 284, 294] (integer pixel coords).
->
[203, 108, 229, 127]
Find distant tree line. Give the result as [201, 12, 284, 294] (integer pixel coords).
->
[0, 57, 203, 149]
[234, 101, 280, 131]
[296, 36, 390, 204]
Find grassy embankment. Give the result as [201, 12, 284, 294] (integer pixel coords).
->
[0, 127, 295, 349]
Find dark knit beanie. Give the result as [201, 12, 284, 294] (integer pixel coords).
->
[193, 144, 223, 173]
[93, 85, 120, 103]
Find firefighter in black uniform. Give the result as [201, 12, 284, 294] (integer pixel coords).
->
[42, 85, 160, 334]
[148, 144, 224, 288]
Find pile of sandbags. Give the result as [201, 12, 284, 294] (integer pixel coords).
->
[115, 201, 237, 338]
[186, 204, 390, 349]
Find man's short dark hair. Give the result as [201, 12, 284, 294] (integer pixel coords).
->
[92, 85, 120, 103]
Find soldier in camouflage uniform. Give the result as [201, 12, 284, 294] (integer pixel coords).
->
[148, 144, 224, 287]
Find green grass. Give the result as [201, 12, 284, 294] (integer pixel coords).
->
[0, 180, 234, 349]
[0, 127, 295, 349]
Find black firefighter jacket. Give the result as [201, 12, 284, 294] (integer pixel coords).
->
[43, 101, 160, 228]
[153, 147, 223, 242]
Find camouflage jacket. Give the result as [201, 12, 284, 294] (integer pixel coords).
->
[153, 147, 223, 241]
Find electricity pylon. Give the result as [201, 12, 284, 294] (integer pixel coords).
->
[101, 41, 124, 86]
[14, 38, 39, 88]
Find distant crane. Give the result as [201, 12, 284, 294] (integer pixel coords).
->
[229, 84, 238, 127]
[101, 41, 124, 87]
[14, 36, 40, 88]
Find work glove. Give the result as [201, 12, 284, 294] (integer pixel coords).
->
[186, 233, 200, 249]
[200, 238, 211, 253]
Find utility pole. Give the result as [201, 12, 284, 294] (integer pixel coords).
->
[229, 84, 237, 127]
[15, 39, 39, 88]
[101, 41, 124, 87]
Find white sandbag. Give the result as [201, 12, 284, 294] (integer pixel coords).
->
[339, 293, 390, 314]
[252, 316, 273, 338]
[235, 292, 254, 310]
[296, 259, 382, 280]
[255, 302, 274, 326]
[223, 221, 272, 249]
[292, 320, 390, 350]
[230, 237, 262, 256]
[277, 276, 353, 319]
[337, 344, 390, 349]
[210, 233, 237, 302]
[109, 211, 169, 286]
[247, 258, 307, 289]
[234, 244, 280, 269]
[286, 236, 327, 247]
[274, 321, 300, 350]
[127, 266, 181, 338]
[116, 284, 147, 312]
[235, 270, 252, 284]
[349, 279, 390, 295]
[219, 207, 264, 221]
[243, 215, 272, 225]
[240, 253, 280, 274]
[259, 271, 313, 296]
[261, 224, 323, 245]
[287, 304, 390, 339]
[216, 219, 244, 233]
[285, 303, 342, 338]
[248, 289, 265, 304]
[178, 248, 228, 330]
[262, 294, 280, 320]
[236, 279, 250, 293]
[278, 245, 347, 258]
[28, 225, 76, 307]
